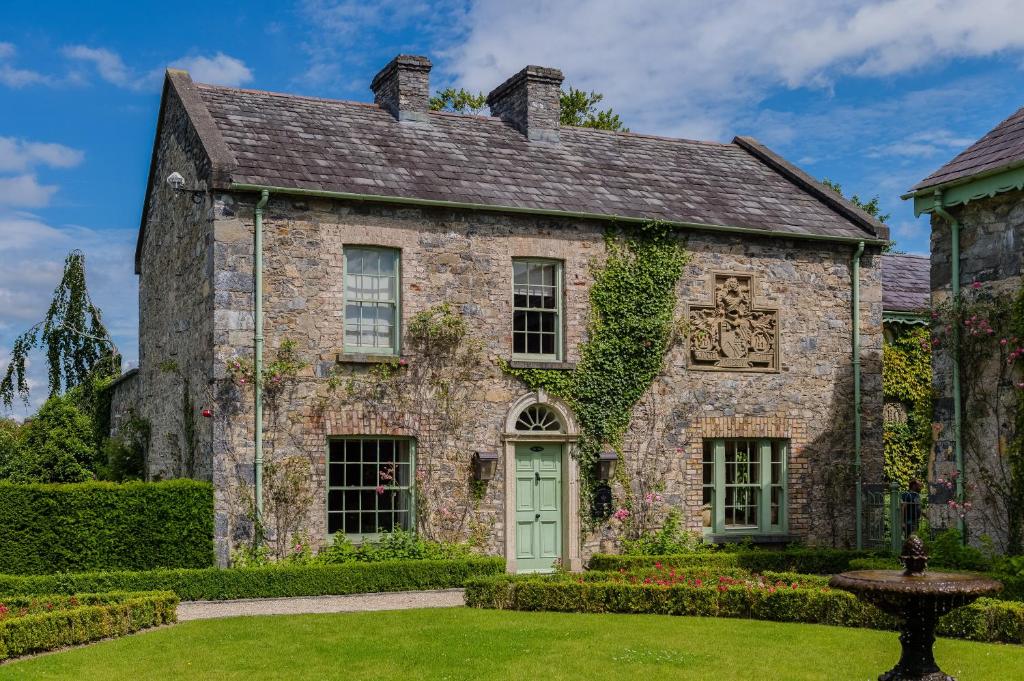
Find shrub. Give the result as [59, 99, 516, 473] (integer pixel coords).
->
[621, 510, 712, 556]
[925, 528, 990, 571]
[2, 394, 97, 483]
[0, 558, 505, 601]
[315, 528, 474, 564]
[0, 480, 214, 574]
[589, 548, 877, 575]
[466, 573, 1024, 644]
[0, 591, 177, 660]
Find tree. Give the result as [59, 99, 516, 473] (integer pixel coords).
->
[429, 87, 487, 115]
[559, 87, 628, 131]
[3, 393, 97, 482]
[429, 85, 629, 132]
[1, 250, 119, 408]
[821, 179, 897, 252]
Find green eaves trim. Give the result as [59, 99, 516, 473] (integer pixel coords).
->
[905, 164, 1024, 216]
[228, 182, 889, 247]
[883, 311, 930, 326]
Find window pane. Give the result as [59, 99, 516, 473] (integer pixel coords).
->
[541, 333, 554, 355]
[527, 333, 540, 354]
[513, 261, 527, 286]
[328, 513, 343, 534]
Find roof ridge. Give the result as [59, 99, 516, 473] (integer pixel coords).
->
[195, 81, 732, 147]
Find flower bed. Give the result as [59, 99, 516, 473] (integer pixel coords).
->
[0, 557, 505, 601]
[466, 566, 1024, 644]
[0, 591, 177, 660]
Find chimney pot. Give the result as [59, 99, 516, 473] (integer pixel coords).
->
[371, 55, 432, 122]
[486, 65, 564, 142]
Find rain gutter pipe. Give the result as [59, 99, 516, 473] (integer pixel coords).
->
[853, 240, 865, 550]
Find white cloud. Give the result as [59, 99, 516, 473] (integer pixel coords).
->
[444, 0, 1024, 139]
[62, 45, 133, 87]
[0, 137, 84, 173]
[0, 213, 138, 418]
[169, 53, 253, 87]
[0, 42, 51, 88]
[296, 0, 467, 88]
[63, 44, 253, 90]
[0, 175, 58, 208]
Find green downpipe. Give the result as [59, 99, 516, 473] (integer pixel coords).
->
[254, 189, 270, 525]
[932, 191, 966, 540]
[853, 240, 865, 549]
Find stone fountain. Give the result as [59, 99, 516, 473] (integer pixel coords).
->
[830, 535, 1002, 681]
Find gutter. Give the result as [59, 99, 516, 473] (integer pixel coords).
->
[852, 240, 865, 550]
[254, 189, 270, 527]
[930, 190, 966, 540]
[228, 183, 889, 248]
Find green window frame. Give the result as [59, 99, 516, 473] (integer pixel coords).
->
[326, 437, 415, 541]
[512, 258, 563, 360]
[343, 246, 400, 355]
[702, 438, 787, 535]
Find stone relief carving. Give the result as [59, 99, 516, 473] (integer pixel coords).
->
[686, 273, 779, 372]
[883, 400, 908, 425]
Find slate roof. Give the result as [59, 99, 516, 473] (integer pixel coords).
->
[913, 104, 1024, 191]
[142, 70, 889, 270]
[881, 253, 930, 313]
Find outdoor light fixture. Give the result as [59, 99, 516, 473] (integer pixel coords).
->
[166, 171, 206, 203]
[472, 451, 499, 481]
[596, 449, 619, 481]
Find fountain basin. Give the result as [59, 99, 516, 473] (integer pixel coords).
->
[830, 569, 1002, 681]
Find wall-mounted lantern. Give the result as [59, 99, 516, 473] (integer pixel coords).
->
[596, 449, 619, 481]
[472, 451, 499, 481]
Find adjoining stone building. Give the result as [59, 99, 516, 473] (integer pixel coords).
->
[904, 105, 1024, 550]
[114, 54, 889, 569]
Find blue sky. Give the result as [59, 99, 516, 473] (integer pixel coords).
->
[3, 0, 1024, 416]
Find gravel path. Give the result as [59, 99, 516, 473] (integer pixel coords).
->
[177, 588, 465, 622]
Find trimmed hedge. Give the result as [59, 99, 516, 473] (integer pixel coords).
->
[589, 548, 878, 575]
[0, 591, 177, 660]
[465, 574, 1024, 644]
[0, 558, 505, 601]
[0, 480, 214, 575]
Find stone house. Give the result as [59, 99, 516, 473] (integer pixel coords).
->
[904, 106, 1024, 549]
[115, 54, 889, 569]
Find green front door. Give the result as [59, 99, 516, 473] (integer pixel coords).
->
[515, 443, 562, 572]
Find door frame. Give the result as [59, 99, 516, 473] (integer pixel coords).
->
[502, 391, 581, 573]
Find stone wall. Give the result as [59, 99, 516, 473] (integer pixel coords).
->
[205, 193, 883, 563]
[930, 189, 1024, 549]
[136, 85, 216, 483]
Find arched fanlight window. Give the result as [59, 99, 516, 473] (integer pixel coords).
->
[515, 404, 563, 432]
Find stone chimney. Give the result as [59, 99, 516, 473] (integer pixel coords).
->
[486, 66, 564, 142]
[370, 55, 432, 122]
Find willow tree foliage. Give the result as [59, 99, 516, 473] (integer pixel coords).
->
[0, 250, 118, 408]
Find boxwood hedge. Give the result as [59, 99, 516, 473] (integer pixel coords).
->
[588, 548, 878, 575]
[0, 591, 178, 660]
[465, 574, 1024, 644]
[0, 480, 214, 575]
[0, 557, 505, 601]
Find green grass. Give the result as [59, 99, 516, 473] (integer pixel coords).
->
[2, 608, 1022, 680]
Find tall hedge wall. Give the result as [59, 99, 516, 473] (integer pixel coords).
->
[0, 480, 214, 575]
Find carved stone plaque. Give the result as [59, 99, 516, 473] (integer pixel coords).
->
[686, 274, 778, 372]
[883, 400, 908, 425]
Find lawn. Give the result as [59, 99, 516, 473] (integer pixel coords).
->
[2, 608, 1022, 680]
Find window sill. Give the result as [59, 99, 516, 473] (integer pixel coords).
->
[508, 359, 576, 370]
[335, 353, 400, 364]
[704, 533, 797, 545]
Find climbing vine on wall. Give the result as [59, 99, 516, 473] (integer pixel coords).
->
[324, 303, 489, 545]
[501, 221, 689, 518]
[882, 326, 933, 487]
[932, 282, 1024, 553]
